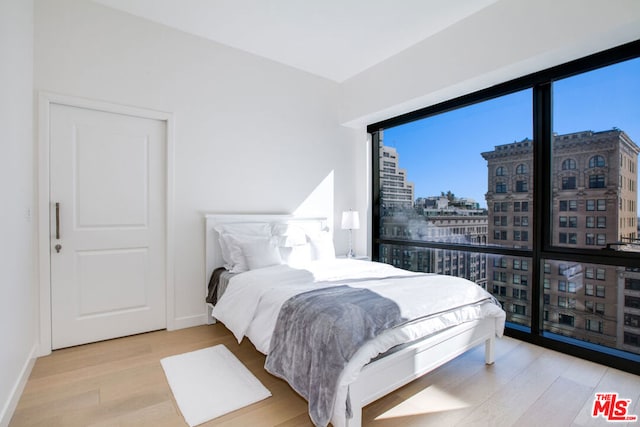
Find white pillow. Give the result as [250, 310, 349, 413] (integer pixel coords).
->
[215, 222, 271, 271]
[219, 233, 250, 272]
[238, 236, 282, 270]
[308, 230, 335, 260]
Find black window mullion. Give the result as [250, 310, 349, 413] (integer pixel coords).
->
[371, 130, 381, 261]
[532, 81, 552, 336]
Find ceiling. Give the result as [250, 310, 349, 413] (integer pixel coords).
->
[93, 0, 498, 82]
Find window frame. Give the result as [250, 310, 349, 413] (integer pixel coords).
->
[368, 39, 640, 375]
[562, 158, 577, 170]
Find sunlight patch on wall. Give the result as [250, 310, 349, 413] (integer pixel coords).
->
[293, 170, 334, 229]
[375, 385, 469, 420]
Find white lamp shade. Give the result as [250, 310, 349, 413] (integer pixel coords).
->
[341, 210, 360, 230]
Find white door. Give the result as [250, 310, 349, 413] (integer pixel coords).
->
[50, 103, 166, 349]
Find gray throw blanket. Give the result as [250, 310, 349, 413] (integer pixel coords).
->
[206, 267, 227, 305]
[265, 285, 406, 427]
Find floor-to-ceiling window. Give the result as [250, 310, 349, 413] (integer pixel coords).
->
[369, 40, 640, 374]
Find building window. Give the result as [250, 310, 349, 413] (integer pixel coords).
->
[585, 268, 594, 279]
[586, 199, 608, 211]
[625, 313, 640, 327]
[625, 278, 640, 291]
[559, 233, 577, 244]
[562, 159, 577, 170]
[494, 230, 507, 240]
[516, 164, 528, 174]
[596, 285, 605, 298]
[559, 200, 577, 211]
[589, 155, 606, 168]
[559, 216, 567, 228]
[586, 319, 603, 333]
[494, 201, 509, 212]
[586, 300, 594, 312]
[496, 166, 505, 176]
[512, 304, 526, 315]
[561, 176, 577, 190]
[589, 174, 606, 188]
[496, 182, 507, 193]
[516, 180, 528, 192]
[585, 283, 594, 296]
[597, 217, 606, 228]
[513, 201, 529, 212]
[514, 231, 528, 241]
[626, 296, 640, 309]
[513, 259, 529, 271]
[624, 333, 640, 348]
[586, 216, 595, 228]
[493, 257, 507, 268]
[559, 314, 575, 326]
[559, 216, 577, 228]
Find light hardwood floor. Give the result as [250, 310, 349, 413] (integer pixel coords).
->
[10, 324, 640, 427]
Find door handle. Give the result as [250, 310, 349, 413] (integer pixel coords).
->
[55, 202, 62, 253]
[55, 202, 60, 239]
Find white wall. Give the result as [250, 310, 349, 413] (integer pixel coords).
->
[34, 0, 364, 328]
[341, 0, 640, 128]
[0, 0, 37, 425]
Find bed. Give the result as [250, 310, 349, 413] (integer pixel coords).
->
[204, 214, 505, 427]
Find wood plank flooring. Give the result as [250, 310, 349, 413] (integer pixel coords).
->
[9, 324, 640, 426]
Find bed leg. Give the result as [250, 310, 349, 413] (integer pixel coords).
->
[205, 303, 217, 325]
[485, 336, 495, 365]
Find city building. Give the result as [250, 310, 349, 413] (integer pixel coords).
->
[379, 210, 488, 287]
[379, 133, 415, 209]
[379, 134, 489, 286]
[482, 129, 640, 353]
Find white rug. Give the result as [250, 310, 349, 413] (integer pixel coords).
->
[161, 344, 271, 426]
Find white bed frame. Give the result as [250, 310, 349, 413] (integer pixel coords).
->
[204, 214, 497, 427]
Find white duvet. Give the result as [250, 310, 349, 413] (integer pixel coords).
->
[211, 259, 505, 426]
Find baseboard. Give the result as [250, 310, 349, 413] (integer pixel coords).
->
[0, 343, 38, 427]
[170, 313, 207, 331]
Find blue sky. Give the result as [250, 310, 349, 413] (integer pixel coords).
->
[384, 57, 640, 209]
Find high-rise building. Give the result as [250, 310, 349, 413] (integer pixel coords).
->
[482, 129, 640, 353]
[379, 132, 415, 209]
